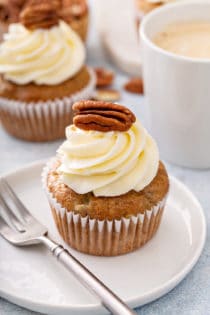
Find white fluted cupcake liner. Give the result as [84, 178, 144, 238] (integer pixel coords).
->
[42, 159, 167, 256]
[0, 68, 96, 142]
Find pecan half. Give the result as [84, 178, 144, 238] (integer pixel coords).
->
[124, 77, 144, 94]
[94, 67, 114, 87]
[0, 1, 20, 23]
[0, 2, 11, 22]
[73, 100, 136, 132]
[9, 0, 27, 8]
[20, 0, 59, 30]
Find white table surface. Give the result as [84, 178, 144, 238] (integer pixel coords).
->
[1, 2, 210, 314]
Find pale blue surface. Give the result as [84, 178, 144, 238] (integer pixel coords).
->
[0, 3, 210, 315]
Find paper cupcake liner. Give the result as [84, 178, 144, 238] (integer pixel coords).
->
[0, 68, 96, 142]
[42, 159, 167, 256]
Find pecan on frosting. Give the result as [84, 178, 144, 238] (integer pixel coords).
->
[73, 100, 136, 132]
[20, 0, 59, 30]
[0, 0, 20, 23]
[9, 0, 27, 8]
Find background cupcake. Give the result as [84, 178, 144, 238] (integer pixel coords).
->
[43, 100, 169, 256]
[0, 0, 89, 42]
[0, 0, 95, 141]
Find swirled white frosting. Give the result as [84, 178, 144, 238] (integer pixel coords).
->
[58, 120, 159, 197]
[0, 21, 85, 85]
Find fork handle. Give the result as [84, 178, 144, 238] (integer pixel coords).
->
[39, 236, 137, 315]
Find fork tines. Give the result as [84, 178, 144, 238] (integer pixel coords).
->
[0, 178, 30, 231]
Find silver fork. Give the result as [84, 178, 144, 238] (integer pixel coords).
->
[0, 178, 137, 315]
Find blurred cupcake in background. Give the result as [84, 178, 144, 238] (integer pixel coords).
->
[0, 0, 95, 142]
[0, 0, 89, 42]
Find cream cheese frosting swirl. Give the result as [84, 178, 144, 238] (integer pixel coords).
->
[0, 20, 85, 85]
[58, 119, 159, 197]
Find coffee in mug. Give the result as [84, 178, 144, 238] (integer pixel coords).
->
[153, 21, 210, 59]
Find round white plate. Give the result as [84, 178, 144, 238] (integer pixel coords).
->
[0, 161, 206, 315]
[95, 0, 142, 76]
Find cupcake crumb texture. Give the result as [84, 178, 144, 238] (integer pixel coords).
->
[47, 159, 169, 220]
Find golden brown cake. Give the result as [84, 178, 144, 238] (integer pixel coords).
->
[0, 0, 89, 41]
[47, 160, 168, 220]
[0, 1, 95, 142]
[43, 101, 170, 256]
[0, 66, 90, 102]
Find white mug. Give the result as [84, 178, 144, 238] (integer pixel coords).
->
[140, 1, 210, 168]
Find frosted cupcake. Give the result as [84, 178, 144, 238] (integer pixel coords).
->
[0, 0, 89, 42]
[43, 100, 169, 256]
[0, 0, 95, 141]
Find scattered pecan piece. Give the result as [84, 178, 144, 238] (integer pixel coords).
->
[20, 0, 59, 30]
[94, 67, 114, 87]
[124, 77, 144, 94]
[93, 89, 120, 102]
[73, 100, 136, 132]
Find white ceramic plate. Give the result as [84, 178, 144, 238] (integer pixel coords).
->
[95, 0, 142, 76]
[0, 161, 206, 315]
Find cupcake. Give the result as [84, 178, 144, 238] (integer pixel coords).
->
[42, 100, 169, 256]
[0, 0, 95, 142]
[0, 0, 89, 42]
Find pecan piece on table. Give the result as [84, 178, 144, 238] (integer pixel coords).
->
[93, 89, 121, 102]
[124, 77, 144, 94]
[94, 67, 114, 87]
[73, 100, 136, 132]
